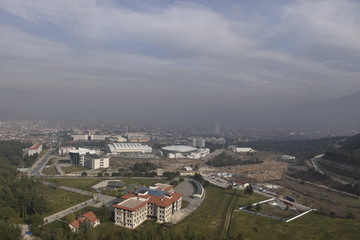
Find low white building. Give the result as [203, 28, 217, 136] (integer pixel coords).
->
[58, 146, 76, 156]
[72, 134, 88, 141]
[233, 147, 255, 153]
[28, 143, 42, 156]
[162, 145, 210, 159]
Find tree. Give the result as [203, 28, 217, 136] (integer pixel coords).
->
[244, 185, 253, 195]
[81, 172, 88, 177]
[0, 221, 21, 240]
[97, 172, 103, 177]
[65, 213, 76, 223]
[29, 214, 44, 236]
[179, 178, 185, 182]
[169, 180, 179, 186]
[255, 204, 261, 212]
[0, 207, 16, 222]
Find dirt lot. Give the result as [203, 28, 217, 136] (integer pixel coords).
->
[109, 151, 286, 182]
[201, 151, 287, 182]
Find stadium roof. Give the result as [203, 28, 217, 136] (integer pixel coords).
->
[161, 145, 197, 153]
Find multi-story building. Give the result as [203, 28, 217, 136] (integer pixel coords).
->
[28, 143, 42, 156]
[72, 134, 89, 141]
[113, 184, 182, 229]
[125, 132, 151, 142]
[83, 154, 109, 169]
[68, 148, 107, 169]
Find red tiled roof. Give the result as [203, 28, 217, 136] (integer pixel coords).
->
[69, 211, 99, 229]
[29, 143, 41, 150]
[69, 217, 85, 229]
[119, 192, 183, 208]
[82, 211, 100, 223]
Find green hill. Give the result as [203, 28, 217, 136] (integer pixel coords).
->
[324, 133, 360, 167]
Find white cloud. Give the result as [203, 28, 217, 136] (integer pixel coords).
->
[284, 0, 360, 51]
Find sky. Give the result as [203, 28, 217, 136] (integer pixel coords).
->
[1, 0, 360, 126]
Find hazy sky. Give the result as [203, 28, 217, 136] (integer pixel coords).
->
[1, 0, 360, 124]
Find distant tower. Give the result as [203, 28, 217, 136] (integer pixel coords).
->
[213, 124, 220, 136]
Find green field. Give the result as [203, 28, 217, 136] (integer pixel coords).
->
[228, 211, 360, 240]
[62, 166, 88, 173]
[42, 166, 58, 175]
[46, 177, 107, 191]
[39, 184, 92, 215]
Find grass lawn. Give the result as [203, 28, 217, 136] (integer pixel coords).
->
[46, 177, 107, 191]
[171, 185, 235, 238]
[121, 177, 167, 186]
[42, 166, 58, 175]
[62, 166, 88, 173]
[181, 200, 190, 209]
[39, 184, 92, 215]
[228, 211, 360, 240]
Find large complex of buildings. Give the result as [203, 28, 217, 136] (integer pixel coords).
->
[107, 143, 152, 155]
[28, 143, 42, 156]
[69, 148, 108, 169]
[161, 145, 210, 159]
[113, 184, 182, 229]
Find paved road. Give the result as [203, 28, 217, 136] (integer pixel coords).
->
[203, 174, 230, 188]
[310, 154, 325, 174]
[28, 149, 54, 176]
[170, 179, 205, 223]
[310, 154, 350, 185]
[44, 198, 97, 224]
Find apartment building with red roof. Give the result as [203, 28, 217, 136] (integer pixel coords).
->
[28, 143, 42, 156]
[113, 184, 182, 229]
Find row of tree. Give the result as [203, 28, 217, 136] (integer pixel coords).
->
[0, 140, 36, 167]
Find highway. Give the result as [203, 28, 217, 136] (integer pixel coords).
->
[310, 154, 325, 174]
[310, 153, 350, 185]
[28, 149, 53, 176]
[28, 138, 63, 176]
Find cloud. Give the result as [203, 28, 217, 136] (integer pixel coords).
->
[0, 0, 360, 121]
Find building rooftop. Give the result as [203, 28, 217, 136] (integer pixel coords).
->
[162, 145, 197, 153]
[114, 197, 148, 211]
[29, 143, 42, 150]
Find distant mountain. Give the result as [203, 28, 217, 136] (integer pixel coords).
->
[265, 90, 360, 130]
[324, 133, 360, 168]
[342, 133, 360, 150]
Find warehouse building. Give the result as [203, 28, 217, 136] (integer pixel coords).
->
[107, 143, 152, 155]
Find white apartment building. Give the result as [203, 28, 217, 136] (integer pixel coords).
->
[28, 143, 42, 156]
[113, 184, 182, 229]
[83, 155, 109, 169]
